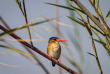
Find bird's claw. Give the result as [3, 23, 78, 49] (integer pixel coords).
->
[56, 60, 59, 64]
[50, 56, 52, 59]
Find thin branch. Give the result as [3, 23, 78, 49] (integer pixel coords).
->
[23, 0, 33, 47]
[89, 0, 110, 49]
[0, 16, 10, 29]
[87, 17, 103, 74]
[22, 1, 50, 73]
[89, 0, 109, 31]
[71, 0, 110, 38]
[0, 25, 77, 74]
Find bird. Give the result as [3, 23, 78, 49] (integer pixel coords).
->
[47, 37, 67, 67]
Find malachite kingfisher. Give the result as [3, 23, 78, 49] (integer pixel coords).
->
[47, 37, 67, 67]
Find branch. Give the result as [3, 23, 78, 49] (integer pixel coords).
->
[89, 0, 109, 32]
[0, 17, 49, 74]
[87, 17, 103, 74]
[0, 16, 10, 29]
[70, 0, 110, 38]
[23, 0, 33, 47]
[0, 25, 77, 74]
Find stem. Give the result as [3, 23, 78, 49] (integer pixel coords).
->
[23, 0, 33, 47]
[87, 17, 103, 74]
[89, 0, 109, 31]
[89, 0, 110, 48]
[0, 16, 10, 29]
[0, 25, 77, 74]
[71, 0, 110, 37]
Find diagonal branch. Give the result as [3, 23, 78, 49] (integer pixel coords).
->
[89, 0, 109, 32]
[71, 0, 110, 38]
[0, 25, 77, 74]
[0, 16, 10, 29]
[23, 0, 33, 47]
[87, 17, 103, 74]
[0, 17, 49, 74]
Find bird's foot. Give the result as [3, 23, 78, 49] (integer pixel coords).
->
[56, 60, 59, 64]
[50, 56, 52, 59]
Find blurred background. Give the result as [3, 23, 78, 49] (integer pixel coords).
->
[0, 0, 110, 74]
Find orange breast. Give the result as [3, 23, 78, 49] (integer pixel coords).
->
[47, 43, 56, 51]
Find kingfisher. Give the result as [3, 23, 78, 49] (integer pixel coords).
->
[47, 37, 67, 67]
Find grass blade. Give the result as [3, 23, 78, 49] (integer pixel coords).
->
[45, 2, 85, 14]
[0, 45, 34, 57]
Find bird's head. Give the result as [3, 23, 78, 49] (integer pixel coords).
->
[49, 37, 67, 43]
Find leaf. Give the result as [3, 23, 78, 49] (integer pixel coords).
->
[45, 2, 85, 14]
[105, 10, 110, 21]
[45, 2, 75, 10]
[67, 16, 105, 36]
[0, 62, 21, 67]
[67, 16, 84, 26]
[93, 15, 100, 22]
[67, 0, 85, 14]
[15, 0, 24, 15]
[0, 45, 35, 57]
[0, 19, 54, 37]
[87, 52, 96, 57]
[106, 10, 110, 18]
[93, 38, 110, 55]
[93, 38, 106, 45]
[93, 0, 95, 6]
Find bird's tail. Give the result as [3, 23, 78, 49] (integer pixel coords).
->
[52, 62, 56, 67]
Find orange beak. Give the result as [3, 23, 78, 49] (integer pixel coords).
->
[56, 39, 67, 42]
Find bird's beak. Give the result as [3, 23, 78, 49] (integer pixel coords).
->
[56, 39, 67, 42]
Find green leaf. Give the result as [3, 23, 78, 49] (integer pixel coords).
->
[0, 19, 54, 37]
[93, 15, 100, 22]
[45, 3, 75, 10]
[93, 0, 95, 6]
[15, 0, 24, 15]
[93, 39, 110, 55]
[105, 10, 110, 21]
[45, 2, 85, 14]
[87, 52, 96, 57]
[0, 45, 35, 57]
[67, 0, 85, 14]
[93, 38, 106, 45]
[106, 10, 110, 18]
[67, 16, 105, 36]
[67, 16, 84, 26]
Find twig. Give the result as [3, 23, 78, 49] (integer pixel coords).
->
[22, 1, 50, 73]
[0, 25, 77, 74]
[0, 16, 10, 29]
[89, 0, 110, 49]
[71, 0, 110, 38]
[87, 17, 103, 74]
[23, 0, 33, 47]
[89, 0, 109, 31]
